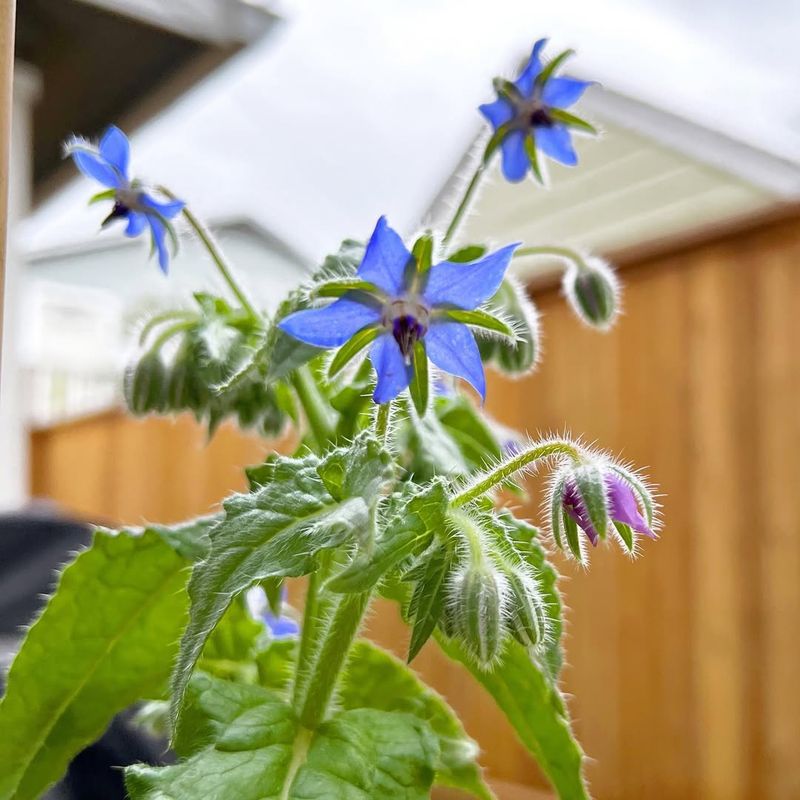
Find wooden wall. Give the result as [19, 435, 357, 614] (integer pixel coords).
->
[30, 213, 800, 799]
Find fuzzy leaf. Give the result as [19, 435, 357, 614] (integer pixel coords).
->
[329, 480, 449, 593]
[171, 434, 391, 724]
[128, 673, 438, 799]
[406, 543, 454, 661]
[0, 529, 194, 800]
[341, 641, 495, 800]
[436, 635, 588, 800]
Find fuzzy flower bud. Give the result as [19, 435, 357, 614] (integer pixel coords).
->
[448, 565, 507, 665]
[124, 350, 168, 415]
[505, 569, 548, 648]
[562, 256, 620, 331]
[549, 460, 657, 560]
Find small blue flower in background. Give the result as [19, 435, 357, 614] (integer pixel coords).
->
[279, 217, 518, 404]
[263, 607, 300, 639]
[480, 38, 594, 182]
[66, 125, 185, 273]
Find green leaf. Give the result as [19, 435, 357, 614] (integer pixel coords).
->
[328, 325, 381, 377]
[524, 133, 546, 185]
[315, 278, 381, 298]
[548, 108, 598, 135]
[406, 543, 454, 661]
[328, 480, 448, 593]
[443, 308, 515, 340]
[128, 673, 438, 799]
[409, 341, 429, 416]
[574, 464, 609, 539]
[148, 513, 219, 562]
[171, 434, 391, 724]
[398, 408, 470, 481]
[88, 188, 116, 204]
[411, 231, 434, 274]
[341, 641, 495, 800]
[535, 49, 575, 89]
[436, 635, 588, 800]
[436, 395, 503, 471]
[446, 244, 487, 263]
[0, 529, 190, 800]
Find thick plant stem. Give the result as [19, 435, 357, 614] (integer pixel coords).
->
[451, 440, 583, 507]
[442, 161, 486, 247]
[298, 590, 371, 728]
[291, 562, 327, 712]
[291, 366, 336, 448]
[514, 245, 589, 271]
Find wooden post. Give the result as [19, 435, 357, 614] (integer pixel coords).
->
[0, 1, 16, 371]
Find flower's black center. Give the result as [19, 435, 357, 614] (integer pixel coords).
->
[102, 201, 130, 227]
[529, 107, 554, 128]
[392, 315, 425, 360]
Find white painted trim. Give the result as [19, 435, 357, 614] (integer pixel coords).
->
[581, 87, 800, 199]
[76, 0, 278, 45]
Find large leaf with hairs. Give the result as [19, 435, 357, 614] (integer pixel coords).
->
[171, 433, 391, 723]
[128, 672, 438, 799]
[436, 635, 588, 800]
[0, 519, 214, 800]
[341, 641, 495, 800]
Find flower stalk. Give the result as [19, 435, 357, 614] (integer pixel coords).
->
[451, 439, 583, 507]
[442, 160, 487, 247]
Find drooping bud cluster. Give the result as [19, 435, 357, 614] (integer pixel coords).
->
[547, 456, 658, 562]
[125, 294, 289, 436]
[562, 255, 620, 331]
[442, 509, 552, 667]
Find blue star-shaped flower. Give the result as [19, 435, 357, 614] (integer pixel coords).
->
[279, 217, 518, 404]
[479, 39, 593, 182]
[66, 125, 185, 273]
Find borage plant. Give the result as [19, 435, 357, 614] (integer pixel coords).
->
[0, 38, 659, 800]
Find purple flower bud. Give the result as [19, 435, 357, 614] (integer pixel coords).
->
[562, 472, 655, 547]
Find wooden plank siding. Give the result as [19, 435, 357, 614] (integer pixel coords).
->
[29, 213, 800, 798]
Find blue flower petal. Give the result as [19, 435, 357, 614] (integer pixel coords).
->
[125, 211, 147, 238]
[264, 613, 299, 639]
[514, 38, 547, 97]
[425, 321, 486, 400]
[147, 216, 170, 274]
[536, 125, 578, 166]
[542, 76, 592, 109]
[357, 216, 412, 297]
[422, 243, 519, 310]
[72, 150, 122, 189]
[99, 125, 130, 178]
[370, 332, 412, 403]
[479, 98, 514, 130]
[279, 296, 381, 348]
[499, 130, 530, 182]
[141, 193, 185, 219]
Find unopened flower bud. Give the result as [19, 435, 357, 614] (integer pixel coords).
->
[562, 257, 619, 331]
[449, 565, 507, 665]
[124, 350, 168, 415]
[505, 569, 548, 648]
[549, 460, 658, 559]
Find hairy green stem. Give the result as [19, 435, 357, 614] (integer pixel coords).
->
[298, 591, 371, 728]
[514, 245, 589, 271]
[451, 440, 583, 507]
[146, 319, 195, 354]
[139, 309, 197, 346]
[374, 401, 391, 443]
[291, 366, 336, 448]
[442, 161, 486, 247]
[159, 186, 260, 320]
